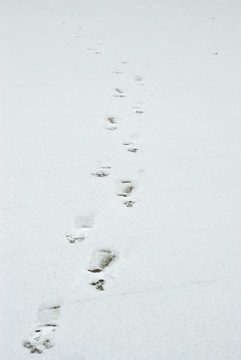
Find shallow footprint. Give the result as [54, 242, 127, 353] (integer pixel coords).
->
[132, 103, 144, 114]
[134, 75, 145, 86]
[66, 213, 95, 243]
[113, 88, 125, 98]
[86, 47, 102, 55]
[113, 68, 123, 74]
[123, 141, 139, 153]
[91, 166, 111, 177]
[23, 303, 61, 354]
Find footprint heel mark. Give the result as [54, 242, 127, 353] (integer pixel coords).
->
[66, 213, 95, 243]
[88, 249, 116, 273]
[91, 166, 111, 177]
[23, 303, 61, 354]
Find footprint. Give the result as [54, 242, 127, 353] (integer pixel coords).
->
[23, 303, 61, 354]
[66, 214, 95, 243]
[132, 104, 144, 115]
[123, 200, 136, 208]
[69, 32, 81, 38]
[127, 148, 139, 153]
[113, 68, 123, 74]
[116, 180, 136, 198]
[105, 117, 118, 130]
[88, 249, 116, 273]
[113, 88, 125, 98]
[116, 180, 137, 207]
[123, 142, 139, 153]
[86, 47, 102, 55]
[134, 75, 145, 86]
[91, 166, 111, 177]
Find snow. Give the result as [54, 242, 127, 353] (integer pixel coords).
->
[1, 0, 241, 358]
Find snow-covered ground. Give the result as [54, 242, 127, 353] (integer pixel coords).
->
[1, 0, 241, 358]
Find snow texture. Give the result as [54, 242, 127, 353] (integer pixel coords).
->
[1, 0, 241, 359]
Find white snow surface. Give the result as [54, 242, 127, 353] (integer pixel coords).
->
[1, 0, 241, 359]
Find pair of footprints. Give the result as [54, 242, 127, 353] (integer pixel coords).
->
[23, 249, 116, 354]
[105, 107, 143, 132]
[66, 179, 136, 245]
[102, 115, 142, 153]
[112, 75, 145, 100]
[91, 174, 137, 208]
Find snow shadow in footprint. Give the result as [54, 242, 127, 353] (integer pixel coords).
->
[88, 249, 116, 273]
[116, 180, 136, 198]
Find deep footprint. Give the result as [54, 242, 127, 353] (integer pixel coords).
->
[88, 249, 116, 273]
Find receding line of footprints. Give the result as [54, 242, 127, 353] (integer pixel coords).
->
[24, 12, 145, 352]
[23, 249, 116, 353]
